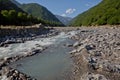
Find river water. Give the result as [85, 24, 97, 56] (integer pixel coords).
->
[8, 31, 78, 80]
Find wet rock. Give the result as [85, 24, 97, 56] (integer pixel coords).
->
[32, 49, 42, 54]
[0, 39, 24, 47]
[64, 43, 73, 47]
[85, 44, 96, 50]
[0, 42, 7, 47]
[35, 44, 42, 47]
[0, 67, 36, 80]
[0, 61, 6, 68]
[69, 49, 77, 54]
[0, 43, 9, 47]
[19, 73, 27, 80]
[73, 41, 82, 47]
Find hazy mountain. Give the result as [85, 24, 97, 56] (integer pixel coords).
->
[70, 0, 120, 26]
[55, 15, 72, 25]
[20, 3, 63, 25]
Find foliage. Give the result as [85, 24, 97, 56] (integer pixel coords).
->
[0, 10, 63, 26]
[70, 0, 120, 26]
[1, 10, 33, 25]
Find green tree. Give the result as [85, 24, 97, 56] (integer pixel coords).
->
[1, 10, 9, 25]
[108, 16, 118, 25]
[8, 10, 17, 25]
[1, 10, 9, 17]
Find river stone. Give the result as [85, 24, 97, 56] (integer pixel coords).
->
[73, 41, 82, 47]
[81, 73, 108, 80]
[85, 44, 96, 50]
[0, 67, 36, 80]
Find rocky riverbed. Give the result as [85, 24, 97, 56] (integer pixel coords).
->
[0, 26, 59, 80]
[70, 26, 120, 80]
[0, 26, 79, 80]
[0, 25, 59, 47]
[0, 43, 47, 80]
[0, 26, 120, 80]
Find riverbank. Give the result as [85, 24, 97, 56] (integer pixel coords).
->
[0, 25, 60, 47]
[70, 26, 120, 80]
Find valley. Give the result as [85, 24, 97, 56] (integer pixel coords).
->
[0, 0, 120, 80]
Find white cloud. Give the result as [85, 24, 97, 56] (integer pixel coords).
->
[61, 8, 76, 17]
[65, 8, 76, 14]
[85, 2, 93, 7]
[61, 14, 66, 17]
[85, 4, 90, 7]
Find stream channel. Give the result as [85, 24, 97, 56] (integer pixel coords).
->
[9, 31, 78, 80]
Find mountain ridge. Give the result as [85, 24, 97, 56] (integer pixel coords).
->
[70, 0, 120, 26]
[20, 3, 63, 25]
[10, 0, 21, 7]
[0, 0, 24, 12]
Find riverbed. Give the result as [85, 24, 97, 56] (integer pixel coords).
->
[6, 31, 78, 80]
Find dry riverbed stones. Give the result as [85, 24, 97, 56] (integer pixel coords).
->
[70, 26, 120, 80]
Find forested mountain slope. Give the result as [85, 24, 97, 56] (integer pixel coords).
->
[0, 0, 24, 12]
[21, 3, 63, 25]
[70, 0, 120, 26]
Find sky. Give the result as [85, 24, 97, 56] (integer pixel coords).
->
[17, 0, 102, 18]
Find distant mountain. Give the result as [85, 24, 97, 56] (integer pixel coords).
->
[0, 0, 24, 12]
[20, 3, 63, 25]
[70, 0, 120, 26]
[55, 15, 72, 25]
